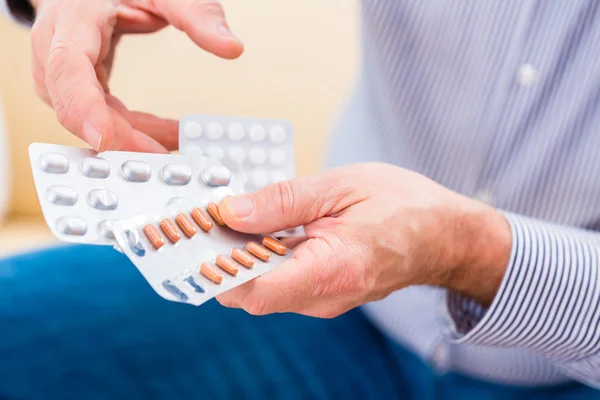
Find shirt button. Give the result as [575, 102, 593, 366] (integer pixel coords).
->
[474, 189, 494, 205]
[517, 63, 538, 87]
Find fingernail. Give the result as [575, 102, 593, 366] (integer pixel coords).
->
[224, 195, 255, 218]
[217, 24, 238, 40]
[82, 122, 102, 151]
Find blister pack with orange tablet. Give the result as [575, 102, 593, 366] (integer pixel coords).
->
[112, 204, 292, 306]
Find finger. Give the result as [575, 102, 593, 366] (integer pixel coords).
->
[115, 5, 168, 34]
[106, 95, 178, 151]
[149, 0, 244, 59]
[105, 106, 169, 153]
[30, 20, 53, 106]
[279, 236, 308, 250]
[218, 170, 356, 234]
[45, 6, 116, 150]
[216, 237, 333, 315]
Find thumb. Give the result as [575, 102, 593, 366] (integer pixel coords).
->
[218, 173, 348, 234]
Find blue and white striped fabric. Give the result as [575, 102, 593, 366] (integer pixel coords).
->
[327, 0, 600, 389]
[3, 0, 600, 391]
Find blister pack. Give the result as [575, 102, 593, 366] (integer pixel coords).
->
[29, 143, 245, 246]
[112, 203, 292, 306]
[179, 114, 303, 237]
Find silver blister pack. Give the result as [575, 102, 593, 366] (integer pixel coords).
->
[112, 206, 293, 306]
[29, 143, 246, 245]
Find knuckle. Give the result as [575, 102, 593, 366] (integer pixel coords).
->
[272, 180, 296, 218]
[53, 90, 78, 129]
[242, 295, 270, 316]
[196, 0, 225, 16]
[46, 40, 71, 83]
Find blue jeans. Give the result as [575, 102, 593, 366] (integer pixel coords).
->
[0, 245, 598, 399]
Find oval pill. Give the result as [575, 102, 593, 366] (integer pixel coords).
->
[191, 207, 214, 232]
[183, 121, 203, 138]
[121, 161, 151, 182]
[161, 164, 192, 186]
[46, 185, 78, 206]
[201, 165, 231, 187]
[39, 152, 70, 174]
[246, 242, 271, 262]
[206, 202, 225, 225]
[143, 224, 165, 249]
[97, 220, 115, 239]
[263, 236, 287, 256]
[159, 218, 181, 244]
[216, 255, 239, 276]
[55, 216, 87, 236]
[200, 263, 223, 284]
[80, 157, 110, 178]
[87, 189, 118, 211]
[231, 249, 255, 269]
[175, 213, 197, 238]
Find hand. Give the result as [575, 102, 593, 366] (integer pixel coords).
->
[30, 0, 244, 152]
[216, 163, 512, 318]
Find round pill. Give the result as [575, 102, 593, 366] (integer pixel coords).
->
[97, 220, 115, 239]
[227, 123, 245, 141]
[250, 170, 269, 189]
[207, 122, 224, 140]
[269, 126, 286, 143]
[249, 124, 267, 142]
[183, 121, 203, 138]
[183, 144, 203, 157]
[161, 164, 192, 186]
[39, 152, 70, 174]
[206, 145, 224, 159]
[87, 189, 118, 211]
[46, 185, 78, 206]
[268, 149, 286, 166]
[271, 172, 288, 183]
[201, 165, 231, 187]
[80, 157, 110, 179]
[121, 161, 151, 182]
[227, 146, 246, 163]
[248, 147, 267, 165]
[55, 216, 87, 236]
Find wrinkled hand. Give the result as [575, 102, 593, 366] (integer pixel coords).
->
[30, 0, 243, 152]
[216, 163, 512, 318]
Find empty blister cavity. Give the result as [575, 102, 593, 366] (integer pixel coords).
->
[125, 229, 146, 257]
[39, 152, 69, 174]
[183, 121, 203, 139]
[162, 280, 188, 302]
[161, 164, 192, 186]
[184, 276, 205, 293]
[201, 165, 231, 187]
[167, 197, 192, 209]
[207, 122, 224, 140]
[249, 124, 266, 142]
[46, 185, 78, 206]
[56, 216, 87, 236]
[121, 161, 151, 182]
[97, 220, 116, 239]
[269, 126, 286, 143]
[80, 157, 110, 179]
[227, 123, 245, 141]
[87, 189, 118, 211]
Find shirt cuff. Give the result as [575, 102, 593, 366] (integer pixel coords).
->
[440, 212, 600, 365]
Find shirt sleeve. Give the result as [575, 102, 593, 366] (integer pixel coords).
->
[440, 212, 600, 389]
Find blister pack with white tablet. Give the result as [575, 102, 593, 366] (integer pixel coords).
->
[179, 114, 303, 237]
[112, 204, 292, 306]
[29, 143, 245, 245]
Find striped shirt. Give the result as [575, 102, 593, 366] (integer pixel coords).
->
[327, 0, 600, 389]
[3, 0, 600, 390]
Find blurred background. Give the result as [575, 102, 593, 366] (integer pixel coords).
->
[0, 1, 359, 255]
